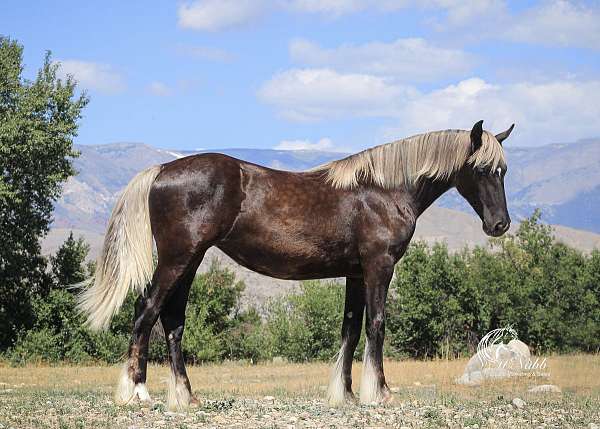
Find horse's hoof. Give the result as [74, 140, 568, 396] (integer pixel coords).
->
[345, 392, 358, 404]
[382, 391, 394, 404]
[190, 395, 201, 407]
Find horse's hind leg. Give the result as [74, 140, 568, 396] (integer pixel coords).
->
[115, 251, 201, 405]
[159, 261, 201, 411]
[327, 277, 365, 406]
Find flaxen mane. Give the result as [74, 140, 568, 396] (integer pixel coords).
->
[314, 130, 506, 189]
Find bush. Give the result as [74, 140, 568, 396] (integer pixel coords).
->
[386, 210, 600, 358]
[181, 260, 246, 363]
[224, 308, 272, 362]
[266, 280, 347, 362]
[387, 242, 483, 359]
[6, 211, 599, 364]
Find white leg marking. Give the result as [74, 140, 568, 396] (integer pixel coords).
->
[115, 363, 136, 405]
[327, 342, 348, 407]
[115, 362, 152, 405]
[359, 339, 382, 405]
[134, 383, 151, 402]
[167, 370, 192, 411]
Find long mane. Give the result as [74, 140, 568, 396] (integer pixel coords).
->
[313, 129, 506, 189]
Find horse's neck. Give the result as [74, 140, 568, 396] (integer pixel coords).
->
[409, 177, 454, 217]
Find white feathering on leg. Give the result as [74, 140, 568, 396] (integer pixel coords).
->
[133, 383, 151, 402]
[115, 363, 136, 405]
[326, 341, 347, 406]
[167, 371, 192, 411]
[115, 362, 152, 405]
[359, 339, 382, 405]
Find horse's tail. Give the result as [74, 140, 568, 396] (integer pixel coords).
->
[77, 165, 162, 331]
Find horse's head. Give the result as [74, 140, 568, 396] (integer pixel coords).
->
[455, 120, 514, 237]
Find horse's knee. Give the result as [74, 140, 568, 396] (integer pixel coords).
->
[366, 313, 385, 340]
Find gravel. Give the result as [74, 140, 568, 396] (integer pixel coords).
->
[1, 391, 599, 429]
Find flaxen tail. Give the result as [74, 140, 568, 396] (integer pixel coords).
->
[77, 165, 162, 331]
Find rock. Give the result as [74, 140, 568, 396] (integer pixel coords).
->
[508, 339, 530, 361]
[528, 385, 562, 393]
[588, 423, 599, 429]
[457, 339, 533, 385]
[263, 396, 275, 402]
[512, 398, 526, 409]
[390, 387, 400, 393]
[456, 367, 516, 385]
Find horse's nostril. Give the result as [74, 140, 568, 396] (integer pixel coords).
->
[494, 220, 508, 234]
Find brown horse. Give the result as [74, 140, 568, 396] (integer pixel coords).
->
[78, 120, 513, 410]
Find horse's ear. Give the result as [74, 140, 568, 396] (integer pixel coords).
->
[495, 124, 515, 145]
[470, 120, 484, 153]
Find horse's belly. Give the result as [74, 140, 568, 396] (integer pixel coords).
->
[216, 235, 360, 280]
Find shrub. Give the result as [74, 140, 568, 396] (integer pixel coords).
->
[266, 280, 346, 362]
[386, 210, 600, 358]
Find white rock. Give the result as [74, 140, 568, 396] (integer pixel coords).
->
[588, 423, 599, 429]
[512, 398, 526, 409]
[528, 384, 562, 393]
[456, 367, 516, 385]
[263, 395, 275, 402]
[508, 339, 530, 360]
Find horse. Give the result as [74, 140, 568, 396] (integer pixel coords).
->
[77, 120, 514, 410]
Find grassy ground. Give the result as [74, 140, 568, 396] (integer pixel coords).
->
[0, 355, 599, 428]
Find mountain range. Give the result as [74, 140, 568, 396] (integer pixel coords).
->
[42, 138, 600, 305]
[53, 138, 600, 235]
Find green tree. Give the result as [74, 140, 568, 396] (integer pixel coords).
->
[50, 231, 91, 286]
[266, 281, 345, 362]
[182, 259, 246, 363]
[0, 37, 88, 349]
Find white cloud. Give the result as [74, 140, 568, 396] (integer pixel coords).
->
[284, 0, 409, 16]
[147, 81, 173, 97]
[55, 60, 125, 94]
[428, 0, 600, 50]
[275, 137, 336, 151]
[385, 77, 600, 146]
[505, 0, 600, 50]
[426, 0, 506, 27]
[177, 0, 267, 31]
[258, 68, 417, 121]
[290, 38, 473, 82]
[259, 67, 600, 145]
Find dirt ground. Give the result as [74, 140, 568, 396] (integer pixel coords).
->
[0, 355, 599, 428]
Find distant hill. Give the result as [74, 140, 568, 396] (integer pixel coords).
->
[54, 143, 345, 233]
[55, 138, 600, 234]
[45, 139, 600, 305]
[438, 138, 600, 233]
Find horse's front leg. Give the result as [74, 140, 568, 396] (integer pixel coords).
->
[360, 254, 395, 405]
[327, 276, 365, 406]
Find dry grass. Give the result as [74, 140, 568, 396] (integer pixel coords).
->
[0, 355, 599, 428]
[1, 354, 598, 398]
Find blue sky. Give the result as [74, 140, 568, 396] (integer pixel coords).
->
[2, 0, 600, 151]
